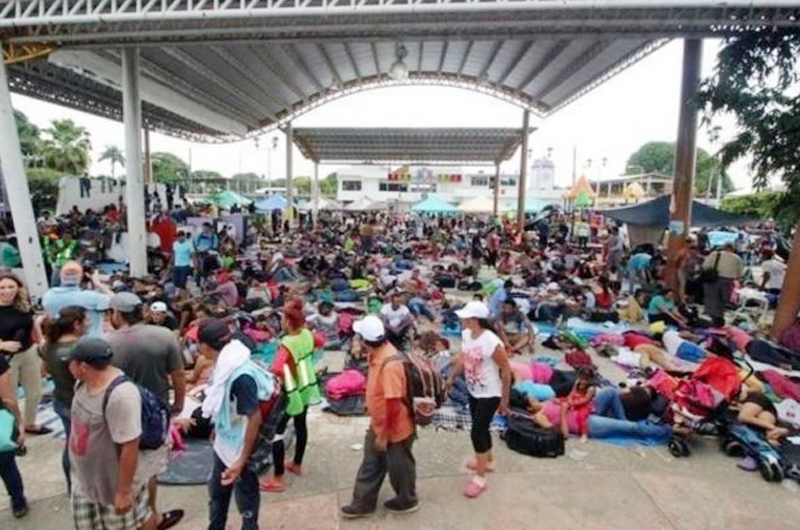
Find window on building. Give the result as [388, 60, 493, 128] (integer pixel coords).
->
[471, 177, 489, 187]
[379, 182, 408, 192]
[342, 180, 362, 191]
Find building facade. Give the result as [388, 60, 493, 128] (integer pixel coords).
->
[335, 161, 564, 209]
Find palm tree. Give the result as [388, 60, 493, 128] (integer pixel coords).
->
[99, 145, 125, 179]
[13, 110, 41, 165]
[40, 119, 92, 176]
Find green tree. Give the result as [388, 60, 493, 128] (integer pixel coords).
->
[13, 110, 41, 163]
[320, 173, 337, 198]
[626, 141, 733, 195]
[293, 176, 311, 196]
[696, 29, 800, 339]
[99, 145, 125, 179]
[40, 119, 92, 175]
[151, 152, 189, 185]
[26, 167, 62, 214]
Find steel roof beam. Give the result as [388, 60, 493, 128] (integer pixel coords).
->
[437, 41, 449, 73]
[245, 44, 307, 102]
[161, 46, 276, 121]
[457, 40, 473, 77]
[210, 45, 291, 113]
[316, 42, 344, 89]
[280, 43, 325, 93]
[516, 39, 571, 91]
[370, 41, 382, 77]
[533, 39, 614, 101]
[478, 41, 504, 80]
[496, 39, 535, 85]
[343, 42, 362, 81]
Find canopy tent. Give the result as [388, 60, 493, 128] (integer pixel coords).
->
[566, 175, 597, 201]
[254, 194, 288, 211]
[345, 197, 388, 211]
[505, 197, 549, 214]
[601, 195, 755, 228]
[458, 196, 497, 214]
[210, 190, 252, 209]
[574, 189, 593, 209]
[412, 196, 458, 214]
[297, 197, 340, 212]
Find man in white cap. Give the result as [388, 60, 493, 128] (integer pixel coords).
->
[42, 260, 114, 338]
[145, 302, 178, 331]
[341, 315, 418, 519]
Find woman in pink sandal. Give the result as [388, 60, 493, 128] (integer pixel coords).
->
[446, 301, 511, 498]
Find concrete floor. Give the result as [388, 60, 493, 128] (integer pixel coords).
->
[3, 404, 800, 530]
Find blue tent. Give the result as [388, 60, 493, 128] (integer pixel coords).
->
[255, 194, 288, 211]
[601, 195, 754, 228]
[411, 196, 458, 214]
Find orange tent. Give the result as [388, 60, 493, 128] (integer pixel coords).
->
[566, 175, 597, 200]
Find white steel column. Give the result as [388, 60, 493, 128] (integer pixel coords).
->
[516, 109, 531, 233]
[0, 59, 48, 300]
[122, 47, 147, 278]
[312, 162, 320, 230]
[285, 122, 294, 226]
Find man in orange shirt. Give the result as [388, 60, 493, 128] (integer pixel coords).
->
[341, 315, 418, 518]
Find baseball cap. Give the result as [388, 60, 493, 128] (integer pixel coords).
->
[198, 318, 231, 346]
[352, 315, 385, 342]
[110, 292, 143, 313]
[455, 301, 490, 320]
[150, 301, 168, 313]
[69, 337, 114, 366]
[60, 261, 83, 287]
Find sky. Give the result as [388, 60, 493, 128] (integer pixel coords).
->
[10, 39, 754, 191]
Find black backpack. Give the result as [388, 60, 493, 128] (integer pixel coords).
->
[502, 414, 565, 458]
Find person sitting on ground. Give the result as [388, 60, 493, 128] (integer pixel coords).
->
[495, 299, 536, 356]
[307, 301, 341, 350]
[380, 291, 415, 351]
[618, 289, 648, 323]
[647, 287, 688, 328]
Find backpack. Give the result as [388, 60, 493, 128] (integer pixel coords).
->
[502, 414, 564, 458]
[103, 376, 170, 450]
[383, 351, 445, 427]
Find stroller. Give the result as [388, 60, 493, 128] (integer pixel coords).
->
[667, 343, 750, 458]
[719, 422, 800, 483]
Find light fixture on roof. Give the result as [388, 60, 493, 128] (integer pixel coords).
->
[389, 43, 409, 80]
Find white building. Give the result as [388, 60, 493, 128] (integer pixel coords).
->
[335, 164, 562, 209]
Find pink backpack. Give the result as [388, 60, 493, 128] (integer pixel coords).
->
[324, 370, 367, 400]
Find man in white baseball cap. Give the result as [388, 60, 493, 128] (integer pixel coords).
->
[341, 315, 418, 518]
[145, 301, 178, 331]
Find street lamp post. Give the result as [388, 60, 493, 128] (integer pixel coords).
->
[255, 135, 280, 195]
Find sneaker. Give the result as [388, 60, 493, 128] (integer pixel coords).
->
[259, 477, 286, 493]
[383, 498, 419, 514]
[340, 504, 374, 519]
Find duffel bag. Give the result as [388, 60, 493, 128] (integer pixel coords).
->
[502, 414, 564, 458]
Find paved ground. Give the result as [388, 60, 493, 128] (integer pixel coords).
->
[3, 404, 800, 530]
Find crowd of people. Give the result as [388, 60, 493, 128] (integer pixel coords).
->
[0, 199, 798, 528]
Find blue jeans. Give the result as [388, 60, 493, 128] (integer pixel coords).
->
[0, 450, 26, 511]
[587, 415, 671, 440]
[407, 297, 435, 321]
[593, 388, 628, 420]
[53, 398, 72, 492]
[208, 453, 259, 530]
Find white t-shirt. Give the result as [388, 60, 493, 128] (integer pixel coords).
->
[662, 330, 684, 357]
[761, 259, 787, 290]
[461, 329, 504, 398]
[381, 303, 412, 329]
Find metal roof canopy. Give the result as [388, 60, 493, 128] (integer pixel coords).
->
[293, 127, 525, 165]
[1, 1, 799, 142]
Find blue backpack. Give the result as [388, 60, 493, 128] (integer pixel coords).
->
[103, 375, 170, 450]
